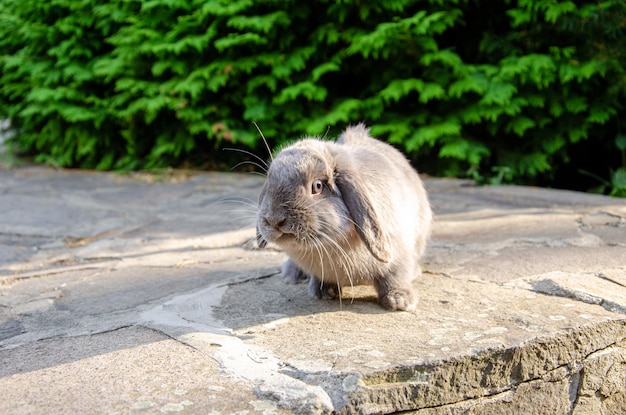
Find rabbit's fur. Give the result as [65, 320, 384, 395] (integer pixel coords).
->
[257, 124, 432, 311]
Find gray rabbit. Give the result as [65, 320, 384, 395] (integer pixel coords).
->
[257, 124, 432, 311]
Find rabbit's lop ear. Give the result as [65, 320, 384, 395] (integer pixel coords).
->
[335, 167, 392, 263]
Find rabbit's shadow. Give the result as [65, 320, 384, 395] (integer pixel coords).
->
[213, 270, 403, 332]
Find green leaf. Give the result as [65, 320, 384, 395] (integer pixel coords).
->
[372, 121, 412, 145]
[311, 62, 340, 82]
[273, 82, 327, 105]
[586, 105, 615, 124]
[405, 119, 461, 151]
[568, 127, 588, 143]
[507, 8, 531, 27]
[518, 152, 552, 175]
[214, 33, 266, 52]
[564, 97, 588, 114]
[419, 83, 446, 103]
[247, 75, 277, 93]
[379, 79, 445, 104]
[542, 135, 565, 153]
[419, 49, 462, 67]
[449, 72, 489, 98]
[227, 12, 290, 34]
[506, 116, 535, 136]
[242, 97, 268, 121]
[549, 100, 564, 117]
[58, 105, 96, 122]
[544, 1, 576, 23]
[306, 99, 362, 133]
[479, 82, 517, 105]
[380, 79, 425, 103]
[439, 138, 490, 165]
[611, 169, 626, 197]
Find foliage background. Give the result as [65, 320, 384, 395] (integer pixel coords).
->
[0, 0, 625, 195]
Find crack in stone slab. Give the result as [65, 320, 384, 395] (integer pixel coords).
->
[402, 365, 582, 415]
[598, 270, 626, 289]
[86, 324, 135, 336]
[139, 324, 205, 355]
[330, 323, 626, 414]
[62, 230, 120, 248]
[412, 355, 588, 414]
[520, 272, 626, 315]
[0, 260, 120, 284]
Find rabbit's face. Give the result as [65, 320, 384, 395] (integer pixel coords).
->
[257, 141, 353, 252]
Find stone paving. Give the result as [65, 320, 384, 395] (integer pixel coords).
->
[0, 165, 625, 414]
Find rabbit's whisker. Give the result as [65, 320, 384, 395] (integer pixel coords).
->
[231, 160, 268, 174]
[253, 122, 274, 163]
[317, 231, 356, 302]
[223, 147, 269, 170]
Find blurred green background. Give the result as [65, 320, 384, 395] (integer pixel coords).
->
[1, 0, 625, 196]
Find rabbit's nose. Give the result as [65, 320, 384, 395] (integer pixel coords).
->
[265, 216, 287, 231]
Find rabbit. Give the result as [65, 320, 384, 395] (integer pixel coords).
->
[256, 123, 432, 311]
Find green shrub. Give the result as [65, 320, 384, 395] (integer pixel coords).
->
[0, 0, 624, 193]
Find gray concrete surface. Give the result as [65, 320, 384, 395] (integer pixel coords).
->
[0, 164, 625, 414]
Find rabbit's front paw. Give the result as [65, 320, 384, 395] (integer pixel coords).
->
[379, 288, 417, 311]
[309, 277, 340, 300]
[281, 258, 309, 284]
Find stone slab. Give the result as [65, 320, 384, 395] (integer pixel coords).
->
[0, 165, 625, 414]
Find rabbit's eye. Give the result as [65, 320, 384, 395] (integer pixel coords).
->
[311, 179, 323, 195]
